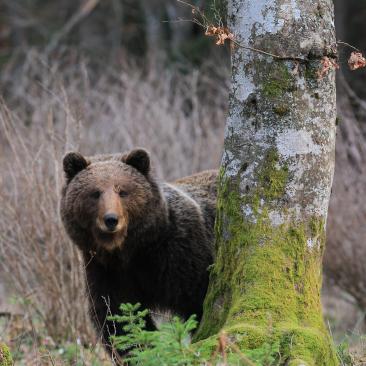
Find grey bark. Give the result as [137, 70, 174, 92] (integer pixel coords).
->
[223, 0, 337, 225]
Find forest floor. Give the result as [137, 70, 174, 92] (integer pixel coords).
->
[1, 282, 365, 365]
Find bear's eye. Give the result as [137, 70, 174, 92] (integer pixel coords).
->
[119, 190, 129, 198]
[90, 191, 101, 199]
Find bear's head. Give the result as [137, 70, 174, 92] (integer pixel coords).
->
[60, 149, 165, 253]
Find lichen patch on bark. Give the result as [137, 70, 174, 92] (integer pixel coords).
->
[276, 129, 322, 158]
[231, 0, 285, 39]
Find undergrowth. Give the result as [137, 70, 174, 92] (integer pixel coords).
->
[337, 341, 354, 366]
[108, 303, 366, 365]
[108, 303, 283, 366]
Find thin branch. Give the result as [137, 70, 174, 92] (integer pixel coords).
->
[232, 40, 282, 60]
[337, 40, 360, 52]
[176, 0, 307, 61]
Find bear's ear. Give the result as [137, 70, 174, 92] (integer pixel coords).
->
[63, 152, 89, 183]
[122, 148, 150, 176]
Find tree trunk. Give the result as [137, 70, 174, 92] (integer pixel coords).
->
[194, 1, 338, 365]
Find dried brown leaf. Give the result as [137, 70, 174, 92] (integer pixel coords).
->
[205, 26, 234, 46]
[348, 51, 366, 71]
[317, 56, 339, 79]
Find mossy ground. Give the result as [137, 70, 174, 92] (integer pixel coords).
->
[194, 154, 338, 365]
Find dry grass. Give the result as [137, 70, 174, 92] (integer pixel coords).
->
[1, 50, 228, 178]
[0, 51, 227, 363]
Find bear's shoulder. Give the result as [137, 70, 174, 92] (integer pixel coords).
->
[159, 170, 218, 231]
[171, 169, 218, 205]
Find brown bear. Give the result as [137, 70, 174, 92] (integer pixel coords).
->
[60, 148, 217, 358]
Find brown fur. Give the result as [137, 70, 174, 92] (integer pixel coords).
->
[174, 169, 218, 202]
[60, 149, 218, 358]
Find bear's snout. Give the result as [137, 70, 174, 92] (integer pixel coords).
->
[94, 188, 128, 247]
[104, 213, 119, 231]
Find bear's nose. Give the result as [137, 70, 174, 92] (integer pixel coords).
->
[103, 213, 119, 231]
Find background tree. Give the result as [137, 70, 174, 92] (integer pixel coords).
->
[195, 0, 338, 364]
[324, 0, 366, 320]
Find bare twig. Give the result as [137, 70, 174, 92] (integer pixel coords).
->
[176, 0, 306, 61]
[337, 40, 360, 52]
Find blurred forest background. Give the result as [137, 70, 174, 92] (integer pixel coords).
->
[1, 0, 366, 364]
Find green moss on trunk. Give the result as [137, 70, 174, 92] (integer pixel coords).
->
[194, 165, 338, 365]
[0, 344, 12, 366]
[262, 62, 294, 99]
